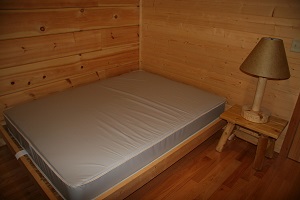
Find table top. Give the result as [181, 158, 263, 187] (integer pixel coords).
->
[220, 105, 288, 139]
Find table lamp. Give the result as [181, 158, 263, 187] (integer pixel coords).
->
[240, 37, 290, 123]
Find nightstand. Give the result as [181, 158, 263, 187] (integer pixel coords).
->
[216, 105, 288, 170]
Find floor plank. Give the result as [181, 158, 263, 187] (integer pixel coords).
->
[126, 131, 300, 200]
[0, 145, 46, 200]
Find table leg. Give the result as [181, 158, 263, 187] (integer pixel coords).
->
[253, 135, 268, 170]
[216, 122, 235, 152]
[265, 138, 275, 158]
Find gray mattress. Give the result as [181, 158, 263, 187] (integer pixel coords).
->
[4, 70, 225, 200]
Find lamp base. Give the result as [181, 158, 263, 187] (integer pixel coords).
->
[241, 105, 270, 123]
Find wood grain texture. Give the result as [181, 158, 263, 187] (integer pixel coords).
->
[0, 145, 47, 200]
[126, 131, 300, 200]
[0, 0, 139, 9]
[281, 93, 300, 160]
[0, 1, 139, 121]
[289, 126, 300, 161]
[221, 105, 288, 139]
[0, 26, 139, 69]
[141, 0, 300, 152]
[0, 7, 139, 40]
[0, 48, 139, 95]
[286, 93, 300, 162]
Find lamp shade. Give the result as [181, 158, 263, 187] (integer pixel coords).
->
[240, 37, 290, 79]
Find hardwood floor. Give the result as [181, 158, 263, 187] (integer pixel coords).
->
[1, 131, 300, 200]
[0, 144, 46, 200]
[126, 131, 300, 200]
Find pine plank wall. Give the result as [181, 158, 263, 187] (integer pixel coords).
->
[0, 0, 140, 122]
[0, 0, 299, 153]
[141, 0, 300, 152]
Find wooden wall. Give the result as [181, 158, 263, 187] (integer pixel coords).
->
[0, 0, 299, 152]
[0, 0, 140, 121]
[141, 0, 300, 152]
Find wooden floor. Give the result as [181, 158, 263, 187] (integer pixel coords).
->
[127, 131, 300, 200]
[0, 144, 45, 200]
[1, 131, 300, 200]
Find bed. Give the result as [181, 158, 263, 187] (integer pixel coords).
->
[1, 70, 226, 199]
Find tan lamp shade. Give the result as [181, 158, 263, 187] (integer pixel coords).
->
[240, 37, 290, 79]
[240, 37, 290, 123]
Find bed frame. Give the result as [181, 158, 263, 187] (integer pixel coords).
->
[0, 118, 226, 199]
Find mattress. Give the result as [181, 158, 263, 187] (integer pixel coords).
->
[4, 70, 225, 200]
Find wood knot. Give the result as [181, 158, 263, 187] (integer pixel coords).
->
[113, 14, 118, 19]
[80, 8, 85, 13]
[40, 26, 46, 32]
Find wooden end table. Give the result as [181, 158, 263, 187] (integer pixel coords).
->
[216, 105, 288, 170]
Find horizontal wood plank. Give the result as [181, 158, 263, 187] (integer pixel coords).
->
[0, 61, 138, 121]
[0, 48, 139, 95]
[0, 7, 139, 40]
[0, 26, 139, 69]
[0, 0, 139, 9]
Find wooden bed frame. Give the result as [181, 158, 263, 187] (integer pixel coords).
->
[0, 119, 226, 199]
